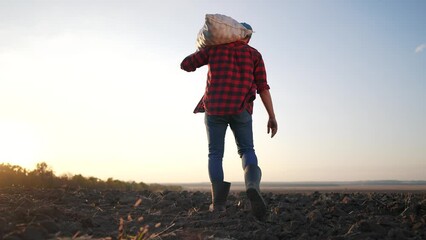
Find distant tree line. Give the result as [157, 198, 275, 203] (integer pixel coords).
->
[0, 162, 182, 191]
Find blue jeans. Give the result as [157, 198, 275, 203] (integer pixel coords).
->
[205, 110, 258, 183]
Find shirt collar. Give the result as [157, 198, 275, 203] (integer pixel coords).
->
[220, 41, 248, 48]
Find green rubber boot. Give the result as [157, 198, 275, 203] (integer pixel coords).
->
[244, 165, 267, 219]
[209, 181, 231, 212]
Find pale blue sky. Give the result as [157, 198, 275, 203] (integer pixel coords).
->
[0, 0, 424, 183]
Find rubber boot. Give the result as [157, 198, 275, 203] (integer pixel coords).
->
[244, 165, 267, 219]
[209, 181, 231, 212]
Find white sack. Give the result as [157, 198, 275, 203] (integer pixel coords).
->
[196, 14, 253, 50]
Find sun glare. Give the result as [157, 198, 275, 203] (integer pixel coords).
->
[0, 122, 42, 169]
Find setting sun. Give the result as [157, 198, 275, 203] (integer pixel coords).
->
[0, 121, 43, 169]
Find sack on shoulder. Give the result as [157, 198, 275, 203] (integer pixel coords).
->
[196, 14, 253, 50]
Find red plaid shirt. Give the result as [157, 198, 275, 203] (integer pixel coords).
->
[181, 41, 270, 115]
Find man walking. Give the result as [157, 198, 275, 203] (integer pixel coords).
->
[180, 22, 277, 219]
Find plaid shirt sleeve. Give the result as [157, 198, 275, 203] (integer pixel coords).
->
[252, 50, 270, 94]
[180, 48, 210, 72]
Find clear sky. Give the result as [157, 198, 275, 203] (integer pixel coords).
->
[0, 0, 425, 183]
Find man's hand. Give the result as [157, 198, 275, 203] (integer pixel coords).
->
[267, 117, 278, 138]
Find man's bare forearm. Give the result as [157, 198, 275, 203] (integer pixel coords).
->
[259, 89, 276, 119]
[259, 89, 278, 138]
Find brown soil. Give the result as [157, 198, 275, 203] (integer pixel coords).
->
[0, 187, 425, 239]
